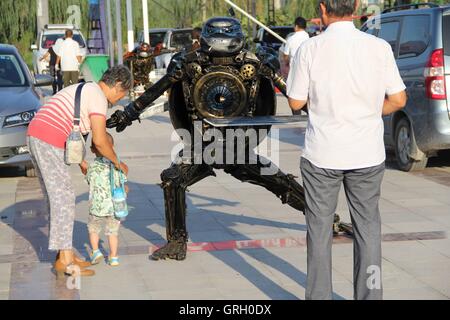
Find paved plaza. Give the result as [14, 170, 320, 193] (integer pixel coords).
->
[0, 97, 449, 300]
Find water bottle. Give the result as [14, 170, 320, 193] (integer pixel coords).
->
[110, 162, 128, 221]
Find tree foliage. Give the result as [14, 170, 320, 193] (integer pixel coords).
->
[1, 0, 450, 66]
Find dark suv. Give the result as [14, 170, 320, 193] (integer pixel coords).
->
[362, 3, 450, 171]
[254, 26, 294, 52]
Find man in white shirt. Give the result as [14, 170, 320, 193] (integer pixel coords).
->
[56, 29, 83, 87]
[281, 16, 310, 69]
[287, 0, 407, 300]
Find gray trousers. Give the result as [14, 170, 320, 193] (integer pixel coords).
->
[300, 158, 384, 300]
[27, 136, 76, 251]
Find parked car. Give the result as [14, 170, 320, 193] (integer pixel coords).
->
[31, 24, 88, 76]
[361, 3, 450, 171]
[253, 26, 294, 52]
[0, 44, 52, 176]
[136, 28, 172, 48]
[158, 28, 194, 69]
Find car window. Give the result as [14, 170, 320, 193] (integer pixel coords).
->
[361, 22, 378, 36]
[0, 54, 27, 87]
[171, 32, 192, 49]
[42, 33, 86, 49]
[150, 32, 167, 47]
[398, 15, 430, 58]
[263, 28, 294, 44]
[444, 14, 450, 56]
[378, 21, 400, 55]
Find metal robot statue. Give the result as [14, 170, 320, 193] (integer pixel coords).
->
[107, 17, 349, 261]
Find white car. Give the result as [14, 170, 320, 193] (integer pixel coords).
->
[31, 24, 88, 76]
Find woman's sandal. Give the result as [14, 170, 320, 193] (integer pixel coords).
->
[54, 259, 95, 278]
[55, 251, 92, 268]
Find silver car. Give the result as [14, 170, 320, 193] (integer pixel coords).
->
[362, 4, 450, 171]
[0, 44, 52, 176]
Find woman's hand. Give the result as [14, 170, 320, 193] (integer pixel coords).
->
[79, 160, 88, 175]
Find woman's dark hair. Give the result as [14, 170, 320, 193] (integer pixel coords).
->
[100, 65, 132, 91]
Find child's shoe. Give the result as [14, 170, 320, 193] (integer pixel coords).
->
[108, 256, 120, 267]
[90, 249, 104, 265]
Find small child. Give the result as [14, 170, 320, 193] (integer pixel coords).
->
[86, 133, 128, 266]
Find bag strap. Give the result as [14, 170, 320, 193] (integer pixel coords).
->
[74, 82, 88, 127]
[110, 157, 126, 191]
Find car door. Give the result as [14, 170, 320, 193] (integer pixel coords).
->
[396, 15, 432, 140]
[376, 18, 401, 144]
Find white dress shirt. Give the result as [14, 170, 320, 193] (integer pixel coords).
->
[282, 30, 310, 66]
[57, 38, 82, 72]
[287, 21, 406, 170]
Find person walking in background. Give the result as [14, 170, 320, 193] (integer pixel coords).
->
[26, 66, 132, 279]
[56, 29, 83, 87]
[281, 16, 310, 71]
[287, 0, 407, 300]
[40, 41, 63, 95]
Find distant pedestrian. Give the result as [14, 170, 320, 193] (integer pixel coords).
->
[40, 41, 63, 95]
[56, 29, 83, 87]
[281, 17, 309, 70]
[287, 0, 407, 300]
[86, 133, 128, 267]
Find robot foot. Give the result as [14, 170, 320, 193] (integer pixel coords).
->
[333, 214, 354, 236]
[151, 239, 187, 261]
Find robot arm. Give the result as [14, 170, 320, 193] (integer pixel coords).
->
[107, 53, 186, 132]
[255, 47, 287, 98]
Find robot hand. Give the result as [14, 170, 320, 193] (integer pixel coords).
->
[106, 103, 141, 133]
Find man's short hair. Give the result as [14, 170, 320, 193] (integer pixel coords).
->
[295, 17, 307, 29]
[100, 65, 132, 91]
[65, 29, 73, 38]
[317, 0, 356, 17]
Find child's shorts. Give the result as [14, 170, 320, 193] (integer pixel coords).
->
[88, 215, 121, 236]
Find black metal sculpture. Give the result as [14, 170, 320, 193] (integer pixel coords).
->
[107, 17, 350, 261]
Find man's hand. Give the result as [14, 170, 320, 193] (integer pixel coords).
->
[383, 91, 407, 116]
[124, 185, 130, 194]
[79, 160, 88, 175]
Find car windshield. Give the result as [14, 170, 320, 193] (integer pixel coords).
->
[41, 33, 86, 49]
[0, 54, 27, 87]
[150, 32, 167, 47]
[263, 28, 294, 44]
[171, 31, 193, 49]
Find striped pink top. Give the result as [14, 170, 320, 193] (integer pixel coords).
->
[28, 83, 108, 149]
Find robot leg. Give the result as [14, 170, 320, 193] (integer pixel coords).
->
[224, 155, 353, 236]
[151, 162, 215, 261]
[224, 155, 305, 212]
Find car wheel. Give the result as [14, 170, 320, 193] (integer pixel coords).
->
[25, 165, 37, 178]
[394, 118, 428, 172]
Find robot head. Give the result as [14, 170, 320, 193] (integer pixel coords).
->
[200, 17, 245, 56]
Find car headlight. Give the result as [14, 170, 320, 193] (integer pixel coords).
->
[3, 110, 36, 128]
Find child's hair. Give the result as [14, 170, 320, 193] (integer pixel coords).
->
[91, 132, 114, 154]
